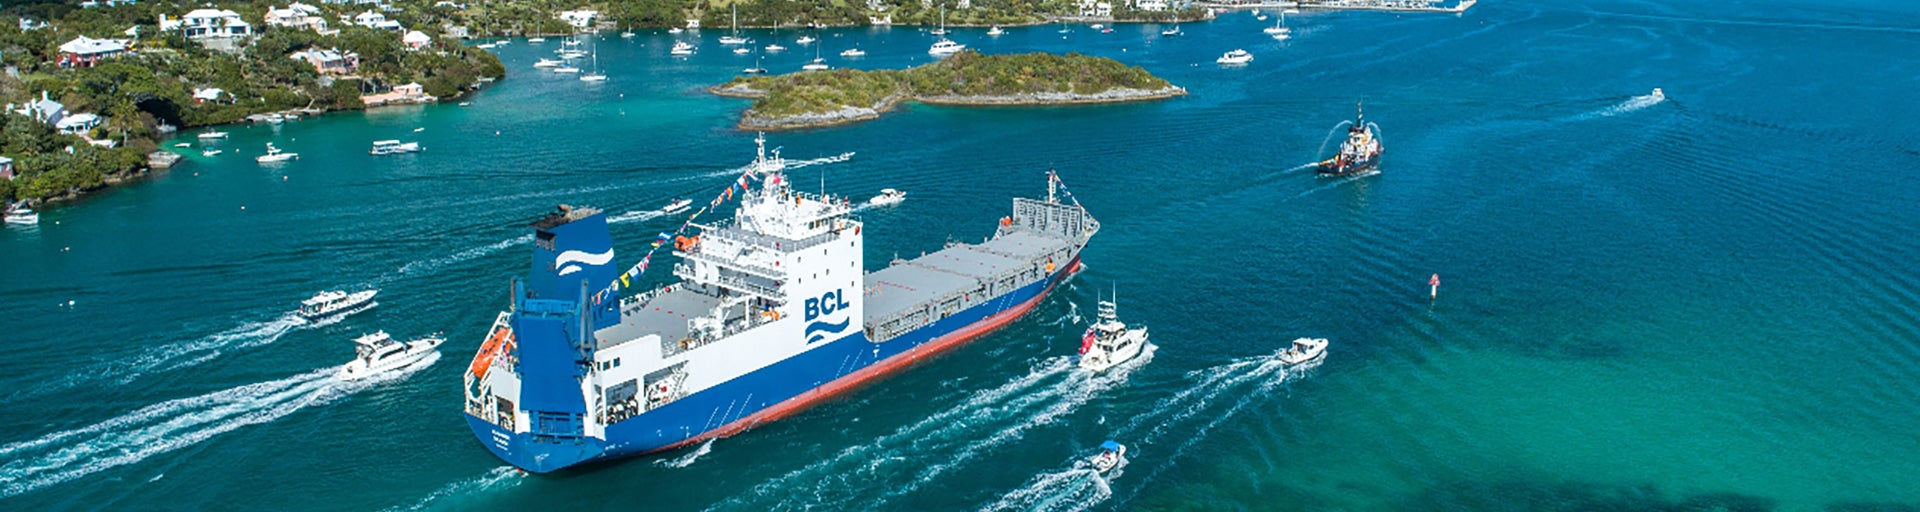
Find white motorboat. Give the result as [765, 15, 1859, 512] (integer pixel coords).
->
[336, 331, 443, 381]
[198, 131, 228, 139]
[4, 203, 38, 226]
[477, 42, 499, 49]
[1077, 299, 1148, 372]
[796, 34, 816, 45]
[552, 65, 581, 73]
[370, 140, 422, 155]
[1161, 25, 1181, 37]
[802, 58, 830, 71]
[840, 47, 866, 57]
[534, 58, 562, 68]
[672, 41, 696, 55]
[764, 43, 787, 52]
[661, 197, 693, 214]
[1257, 14, 1268, 21]
[733, 47, 751, 55]
[297, 289, 378, 321]
[255, 143, 297, 163]
[929, 39, 965, 56]
[1090, 440, 1126, 474]
[1279, 337, 1328, 366]
[720, 4, 749, 45]
[869, 188, 906, 206]
[1651, 87, 1665, 100]
[201, 149, 222, 156]
[1217, 49, 1253, 65]
[668, 27, 684, 34]
[174, 142, 191, 148]
[987, 26, 1005, 36]
[1284, 8, 1301, 14]
[527, 37, 547, 43]
[562, 38, 581, 47]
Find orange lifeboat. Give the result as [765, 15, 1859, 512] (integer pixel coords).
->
[469, 321, 515, 380]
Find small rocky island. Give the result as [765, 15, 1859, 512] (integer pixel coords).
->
[710, 51, 1186, 130]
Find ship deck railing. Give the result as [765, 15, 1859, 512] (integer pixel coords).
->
[695, 219, 847, 255]
[672, 263, 785, 300]
[678, 247, 787, 280]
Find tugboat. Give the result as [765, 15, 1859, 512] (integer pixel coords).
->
[1279, 337, 1328, 367]
[297, 289, 379, 321]
[1078, 298, 1148, 372]
[1317, 104, 1382, 177]
[338, 331, 444, 381]
[1090, 440, 1126, 473]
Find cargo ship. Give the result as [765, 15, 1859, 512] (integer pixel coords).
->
[463, 137, 1099, 473]
[1317, 104, 1383, 176]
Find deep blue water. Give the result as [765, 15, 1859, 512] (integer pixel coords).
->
[4, 0, 1920, 510]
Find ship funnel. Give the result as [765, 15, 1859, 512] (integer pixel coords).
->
[527, 205, 619, 330]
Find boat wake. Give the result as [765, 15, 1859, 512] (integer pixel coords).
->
[2, 313, 310, 405]
[713, 348, 1153, 511]
[979, 346, 1301, 511]
[393, 235, 531, 278]
[1571, 91, 1667, 121]
[654, 438, 716, 468]
[385, 465, 524, 512]
[607, 210, 666, 224]
[0, 353, 439, 499]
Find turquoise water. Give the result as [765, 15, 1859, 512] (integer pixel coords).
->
[5, 0, 1920, 509]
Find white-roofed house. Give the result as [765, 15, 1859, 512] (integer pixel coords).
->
[192, 87, 232, 105]
[354, 10, 403, 30]
[56, 113, 103, 135]
[266, 3, 334, 34]
[176, 9, 254, 39]
[402, 30, 432, 50]
[57, 36, 131, 68]
[557, 10, 597, 29]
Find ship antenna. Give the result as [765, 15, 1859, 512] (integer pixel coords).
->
[1047, 167, 1059, 204]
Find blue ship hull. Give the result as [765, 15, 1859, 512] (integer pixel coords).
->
[466, 259, 1077, 473]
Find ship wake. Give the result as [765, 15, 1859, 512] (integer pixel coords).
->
[1572, 91, 1667, 121]
[384, 465, 524, 512]
[3, 313, 310, 405]
[714, 347, 1154, 511]
[0, 353, 439, 498]
[655, 438, 716, 468]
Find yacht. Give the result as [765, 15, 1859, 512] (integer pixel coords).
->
[1161, 24, 1182, 37]
[931, 5, 950, 35]
[869, 188, 907, 206]
[1077, 299, 1148, 372]
[337, 331, 444, 381]
[987, 26, 1004, 36]
[796, 34, 816, 45]
[201, 148, 222, 156]
[1279, 337, 1328, 367]
[580, 46, 608, 81]
[802, 45, 829, 70]
[255, 143, 297, 163]
[296, 289, 378, 321]
[4, 203, 38, 226]
[1264, 11, 1292, 36]
[840, 47, 866, 57]
[1216, 49, 1253, 65]
[928, 39, 965, 56]
[198, 131, 228, 139]
[370, 140, 422, 155]
[527, 37, 547, 43]
[534, 58, 562, 68]
[671, 41, 696, 56]
[764, 42, 787, 52]
[1090, 441, 1126, 474]
[661, 197, 693, 214]
[174, 142, 191, 148]
[720, 5, 749, 45]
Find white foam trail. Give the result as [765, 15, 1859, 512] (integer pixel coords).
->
[1571, 92, 1667, 121]
[1294, 169, 1381, 198]
[394, 235, 530, 277]
[608, 210, 665, 224]
[0, 353, 440, 498]
[654, 438, 715, 468]
[980, 468, 1111, 512]
[3, 314, 309, 404]
[386, 465, 524, 512]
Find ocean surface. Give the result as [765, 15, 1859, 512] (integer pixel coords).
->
[5, 0, 1920, 509]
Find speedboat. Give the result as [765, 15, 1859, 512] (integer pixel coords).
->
[1078, 299, 1148, 372]
[4, 203, 38, 226]
[802, 58, 830, 71]
[370, 140, 422, 155]
[1090, 440, 1126, 474]
[1161, 25, 1181, 37]
[1279, 337, 1328, 366]
[297, 289, 378, 321]
[527, 37, 547, 43]
[552, 65, 581, 73]
[1651, 87, 1665, 100]
[869, 188, 906, 206]
[1090, 23, 1104, 30]
[672, 41, 696, 56]
[198, 131, 228, 139]
[534, 58, 562, 68]
[1257, 14, 1268, 21]
[201, 149, 222, 156]
[255, 143, 297, 163]
[929, 39, 965, 56]
[796, 35, 816, 45]
[668, 27, 684, 34]
[734, 46, 751, 55]
[987, 26, 1004, 36]
[337, 331, 443, 381]
[174, 142, 191, 148]
[764, 43, 787, 52]
[1217, 49, 1252, 65]
[661, 197, 693, 214]
[840, 47, 866, 57]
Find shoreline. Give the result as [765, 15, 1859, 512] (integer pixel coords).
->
[713, 84, 1186, 131]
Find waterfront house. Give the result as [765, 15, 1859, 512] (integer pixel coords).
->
[360, 82, 434, 107]
[1134, 0, 1170, 11]
[266, 3, 335, 34]
[171, 9, 254, 39]
[354, 10, 404, 31]
[290, 47, 360, 75]
[56, 113, 102, 135]
[81, 0, 138, 8]
[57, 36, 131, 68]
[11, 92, 67, 127]
[558, 10, 597, 29]
[192, 87, 232, 105]
[403, 30, 432, 50]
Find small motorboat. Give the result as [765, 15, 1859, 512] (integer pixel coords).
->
[734, 47, 751, 55]
[370, 140, 422, 155]
[668, 27, 684, 34]
[1279, 337, 1328, 366]
[534, 58, 562, 68]
[1650, 87, 1665, 100]
[840, 47, 866, 57]
[174, 142, 192, 148]
[1078, 299, 1148, 372]
[1090, 440, 1126, 474]
[987, 26, 1005, 36]
[661, 197, 693, 214]
[764, 43, 787, 52]
[552, 65, 581, 74]
[4, 203, 39, 226]
[869, 188, 906, 206]
[198, 131, 228, 139]
[255, 143, 297, 163]
[337, 331, 443, 381]
[672, 41, 696, 56]
[1161, 25, 1182, 37]
[1090, 23, 1104, 30]
[796, 35, 817, 45]
[1217, 49, 1253, 65]
[201, 149, 222, 156]
[297, 289, 378, 321]
[928, 39, 965, 56]
[528, 37, 547, 43]
[1101, 27, 1113, 34]
[802, 58, 830, 71]
[1257, 14, 1268, 21]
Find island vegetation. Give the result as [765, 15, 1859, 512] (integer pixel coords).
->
[710, 50, 1183, 130]
[0, 0, 504, 204]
